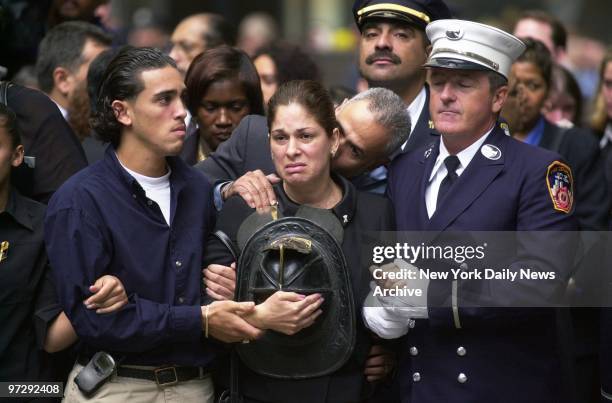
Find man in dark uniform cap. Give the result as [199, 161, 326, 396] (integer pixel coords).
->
[364, 19, 579, 403]
[198, 0, 452, 204]
[352, 0, 451, 155]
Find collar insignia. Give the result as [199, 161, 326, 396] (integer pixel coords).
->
[0, 241, 9, 262]
[481, 144, 501, 160]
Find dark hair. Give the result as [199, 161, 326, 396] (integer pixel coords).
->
[87, 48, 120, 113]
[90, 46, 177, 147]
[0, 103, 21, 148]
[47, 0, 107, 28]
[518, 10, 567, 51]
[549, 63, 582, 124]
[36, 21, 111, 93]
[515, 38, 553, 90]
[185, 46, 264, 116]
[201, 13, 236, 47]
[267, 80, 336, 137]
[254, 42, 321, 86]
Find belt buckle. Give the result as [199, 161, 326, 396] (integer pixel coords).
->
[154, 366, 178, 386]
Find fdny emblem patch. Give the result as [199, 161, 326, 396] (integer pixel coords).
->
[546, 161, 574, 213]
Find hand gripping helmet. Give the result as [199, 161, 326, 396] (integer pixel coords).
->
[235, 206, 355, 379]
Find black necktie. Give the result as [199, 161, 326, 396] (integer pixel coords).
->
[436, 155, 460, 208]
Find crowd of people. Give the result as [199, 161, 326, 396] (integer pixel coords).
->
[2, 0, 612, 402]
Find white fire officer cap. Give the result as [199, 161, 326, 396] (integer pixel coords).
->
[424, 19, 525, 79]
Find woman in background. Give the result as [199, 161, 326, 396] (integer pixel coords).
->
[543, 63, 584, 127]
[253, 42, 321, 106]
[590, 49, 612, 229]
[596, 47, 612, 403]
[507, 38, 606, 231]
[592, 49, 612, 156]
[182, 46, 264, 165]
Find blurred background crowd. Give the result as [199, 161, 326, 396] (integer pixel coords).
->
[1, 0, 611, 120]
[2, 1, 612, 402]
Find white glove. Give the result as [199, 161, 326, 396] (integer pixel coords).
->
[364, 259, 429, 334]
[376, 259, 429, 313]
[363, 288, 412, 339]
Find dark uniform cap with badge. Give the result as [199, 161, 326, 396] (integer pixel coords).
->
[352, 0, 452, 31]
[424, 19, 526, 79]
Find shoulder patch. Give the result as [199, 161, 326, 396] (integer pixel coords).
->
[546, 161, 574, 213]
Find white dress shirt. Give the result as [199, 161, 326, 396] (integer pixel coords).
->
[400, 86, 428, 150]
[425, 127, 493, 218]
[51, 98, 69, 120]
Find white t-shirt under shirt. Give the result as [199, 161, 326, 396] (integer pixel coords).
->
[118, 157, 172, 226]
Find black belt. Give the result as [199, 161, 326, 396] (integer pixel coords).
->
[77, 356, 209, 386]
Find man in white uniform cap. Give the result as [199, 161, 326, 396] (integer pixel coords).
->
[364, 19, 578, 403]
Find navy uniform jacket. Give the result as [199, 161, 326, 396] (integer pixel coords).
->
[538, 120, 604, 401]
[538, 119, 608, 230]
[387, 122, 578, 403]
[402, 85, 437, 154]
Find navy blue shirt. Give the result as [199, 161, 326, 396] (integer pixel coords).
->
[44, 147, 216, 366]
